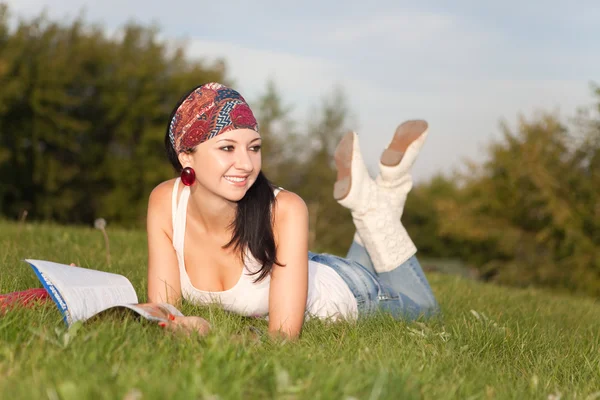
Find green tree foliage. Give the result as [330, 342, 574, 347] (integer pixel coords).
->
[430, 91, 600, 294]
[403, 173, 463, 259]
[252, 79, 303, 186]
[254, 82, 355, 254]
[0, 6, 226, 225]
[290, 87, 356, 254]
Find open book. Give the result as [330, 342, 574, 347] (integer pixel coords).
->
[25, 259, 183, 327]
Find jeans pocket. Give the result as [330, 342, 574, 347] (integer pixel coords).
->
[376, 283, 422, 321]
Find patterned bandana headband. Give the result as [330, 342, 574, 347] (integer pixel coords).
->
[169, 82, 259, 154]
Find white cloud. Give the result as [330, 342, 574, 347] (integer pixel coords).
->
[324, 11, 453, 46]
[184, 39, 341, 101]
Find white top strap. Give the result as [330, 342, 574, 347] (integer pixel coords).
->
[172, 178, 190, 254]
[171, 177, 181, 229]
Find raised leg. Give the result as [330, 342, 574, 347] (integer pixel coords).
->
[345, 233, 376, 276]
[377, 256, 439, 314]
[334, 121, 439, 317]
[345, 234, 438, 314]
[333, 123, 429, 274]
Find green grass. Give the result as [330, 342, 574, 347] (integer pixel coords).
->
[1, 220, 600, 399]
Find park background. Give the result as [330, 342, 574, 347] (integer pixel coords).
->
[0, 1, 598, 296]
[1, 3, 600, 399]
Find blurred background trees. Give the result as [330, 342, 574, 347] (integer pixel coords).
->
[402, 92, 600, 295]
[0, 5, 226, 225]
[0, 5, 598, 295]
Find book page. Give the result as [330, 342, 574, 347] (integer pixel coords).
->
[115, 303, 184, 322]
[26, 259, 138, 326]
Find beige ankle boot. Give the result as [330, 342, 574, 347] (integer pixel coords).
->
[378, 120, 429, 182]
[375, 120, 429, 216]
[333, 131, 373, 211]
[333, 130, 420, 273]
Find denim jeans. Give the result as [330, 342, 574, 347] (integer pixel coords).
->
[308, 241, 439, 320]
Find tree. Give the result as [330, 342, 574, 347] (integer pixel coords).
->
[432, 89, 600, 294]
[290, 86, 356, 254]
[403, 173, 462, 258]
[252, 79, 303, 185]
[0, 7, 227, 226]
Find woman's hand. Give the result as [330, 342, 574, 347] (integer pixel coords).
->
[158, 315, 211, 336]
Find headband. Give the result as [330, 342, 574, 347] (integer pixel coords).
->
[169, 82, 259, 153]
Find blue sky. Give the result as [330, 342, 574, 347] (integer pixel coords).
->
[6, 0, 600, 181]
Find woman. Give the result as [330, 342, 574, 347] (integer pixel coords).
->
[146, 82, 439, 338]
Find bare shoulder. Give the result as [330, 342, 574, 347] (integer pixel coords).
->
[147, 179, 178, 235]
[273, 189, 309, 223]
[148, 179, 178, 211]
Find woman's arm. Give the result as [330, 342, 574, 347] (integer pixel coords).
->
[269, 191, 310, 339]
[146, 181, 182, 305]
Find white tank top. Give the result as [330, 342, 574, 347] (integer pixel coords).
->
[171, 178, 358, 320]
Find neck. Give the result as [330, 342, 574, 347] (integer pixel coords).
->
[186, 184, 237, 235]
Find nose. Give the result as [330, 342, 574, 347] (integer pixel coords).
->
[234, 148, 254, 172]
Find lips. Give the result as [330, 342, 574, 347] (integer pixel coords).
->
[224, 175, 249, 186]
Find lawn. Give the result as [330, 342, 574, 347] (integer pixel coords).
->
[1, 220, 599, 399]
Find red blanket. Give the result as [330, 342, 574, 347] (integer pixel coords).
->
[0, 288, 50, 312]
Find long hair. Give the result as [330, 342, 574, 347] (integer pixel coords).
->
[164, 86, 281, 282]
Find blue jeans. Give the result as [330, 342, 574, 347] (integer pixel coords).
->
[308, 241, 439, 320]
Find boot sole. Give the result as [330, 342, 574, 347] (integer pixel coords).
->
[333, 131, 355, 200]
[380, 120, 428, 167]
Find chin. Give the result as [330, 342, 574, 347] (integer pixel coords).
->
[226, 192, 248, 202]
[221, 186, 252, 203]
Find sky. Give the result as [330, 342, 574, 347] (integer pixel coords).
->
[5, 0, 600, 181]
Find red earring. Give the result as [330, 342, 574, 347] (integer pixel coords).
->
[181, 167, 196, 186]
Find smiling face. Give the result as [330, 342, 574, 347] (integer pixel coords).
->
[178, 128, 262, 202]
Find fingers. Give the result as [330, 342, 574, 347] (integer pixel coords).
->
[158, 314, 180, 331]
[158, 315, 211, 336]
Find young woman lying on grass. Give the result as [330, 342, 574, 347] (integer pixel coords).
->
[146, 82, 439, 338]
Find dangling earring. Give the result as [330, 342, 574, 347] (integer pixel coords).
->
[180, 167, 196, 186]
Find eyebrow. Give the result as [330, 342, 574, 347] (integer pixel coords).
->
[216, 137, 262, 144]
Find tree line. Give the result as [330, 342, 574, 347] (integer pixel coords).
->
[0, 6, 598, 295]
